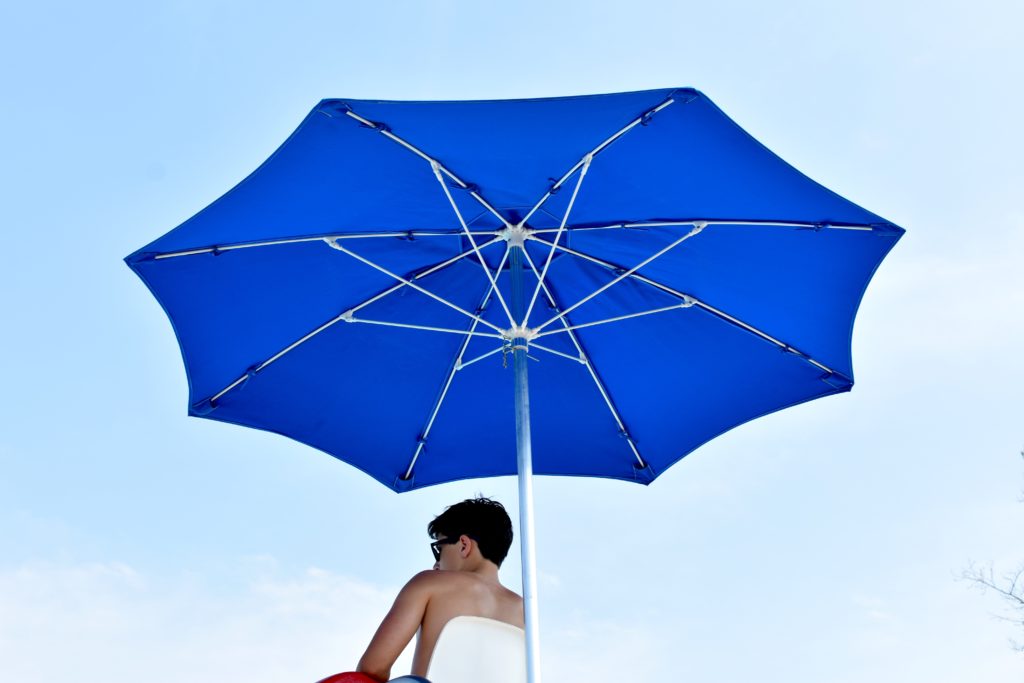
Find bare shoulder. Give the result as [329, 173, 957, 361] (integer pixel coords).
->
[501, 583, 524, 602]
[403, 569, 447, 591]
[404, 569, 475, 593]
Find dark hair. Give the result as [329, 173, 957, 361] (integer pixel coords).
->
[428, 497, 514, 567]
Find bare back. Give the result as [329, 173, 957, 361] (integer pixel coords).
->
[411, 570, 524, 677]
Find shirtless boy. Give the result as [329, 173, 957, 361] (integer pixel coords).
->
[321, 497, 524, 683]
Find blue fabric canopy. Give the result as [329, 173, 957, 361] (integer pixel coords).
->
[126, 87, 902, 492]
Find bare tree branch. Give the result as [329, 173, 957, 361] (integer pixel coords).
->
[961, 447, 1024, 652]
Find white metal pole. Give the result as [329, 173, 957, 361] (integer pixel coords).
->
[510, 243, 543, 683]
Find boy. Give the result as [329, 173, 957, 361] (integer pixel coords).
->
[320, 497, 524, 683]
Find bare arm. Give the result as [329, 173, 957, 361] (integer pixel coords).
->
[356, 571, 434, 682]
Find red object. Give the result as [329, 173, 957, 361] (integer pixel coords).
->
[314, 673, 381, 683]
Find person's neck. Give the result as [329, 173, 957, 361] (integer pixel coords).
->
[463, 560, 501, 584]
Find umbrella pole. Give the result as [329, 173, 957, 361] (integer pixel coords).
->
[510, 243, 543, 683]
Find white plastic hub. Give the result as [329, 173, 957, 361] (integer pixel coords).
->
[500, 224, 532, 249]
[503, 324, 538, 342]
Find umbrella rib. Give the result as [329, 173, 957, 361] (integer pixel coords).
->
[518, 94, 677, 228]
[325, 239, 505, 334]
[533, 303, 694, 338]
[338, 106, 512, 229]
[520, 154, 592, 328]
[528, 219, 879, 234]
[519, 248, 647, 468]
[401, 247, 512, 482]
[430, 161, 516, 326]
[149, 230, 492, 260]
[201, 238, 503, 407]
[339, 318, 503, 339]
[529, 236, 842, 378]
[341, 236, 501, 316]
[528, 342, 586, 365]
[145, 221, 877, 261]
[532, 222, 707, 334]
[457, 345, 504, 370]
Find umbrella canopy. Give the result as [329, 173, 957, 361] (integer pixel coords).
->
[127, 88, 902, 683]
[126, 87, 901, 492]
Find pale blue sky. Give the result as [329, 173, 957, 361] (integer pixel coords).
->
[1, 1, 1022, 681]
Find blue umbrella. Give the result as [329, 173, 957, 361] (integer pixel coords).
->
[126, 88, 902, 683]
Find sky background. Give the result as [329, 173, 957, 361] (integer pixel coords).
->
[1, 1, 1022, 681]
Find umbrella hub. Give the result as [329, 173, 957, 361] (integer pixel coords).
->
[502, 323, 538, 343]
[499, 224, 533, 249]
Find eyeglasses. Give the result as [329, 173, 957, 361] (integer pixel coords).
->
[430, 537, 460, 561]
